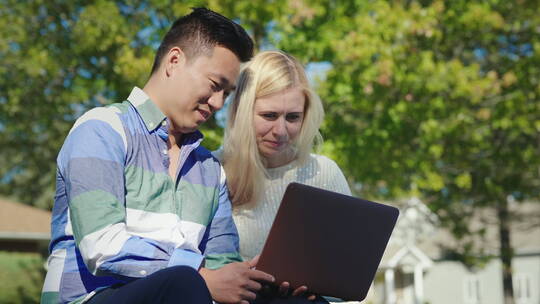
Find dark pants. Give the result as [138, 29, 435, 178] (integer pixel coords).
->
[86, 266, 212, 304]
[86, 265, 329, 304]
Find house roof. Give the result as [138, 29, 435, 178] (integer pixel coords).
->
[385, 245, 434, 269]
[380, 198, 540, 268]
[0, 197, 51, 240]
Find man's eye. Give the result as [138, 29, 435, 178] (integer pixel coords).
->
[211, 80, 222, 92]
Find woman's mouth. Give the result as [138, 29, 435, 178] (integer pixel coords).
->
[265, 140, 285, 148]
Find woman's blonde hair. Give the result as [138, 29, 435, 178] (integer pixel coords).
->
[222, 51, 324, 206]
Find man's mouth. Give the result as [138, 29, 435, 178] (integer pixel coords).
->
[197, 109, 210, 120]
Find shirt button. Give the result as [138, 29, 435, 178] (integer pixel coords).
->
[139, 270, 147, 276]
[162, 149, 167, 155]
[162, 120, 167, 126]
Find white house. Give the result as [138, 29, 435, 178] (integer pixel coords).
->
[365, 198, 540, 304]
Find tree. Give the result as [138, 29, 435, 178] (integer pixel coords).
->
[1, 0, 155, 208]
[0, 0, 287, 209]
[2, 1, 538, 302]
[273, 1, 539, 303]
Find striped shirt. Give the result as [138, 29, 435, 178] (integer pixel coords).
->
[41, 87, 241, 304]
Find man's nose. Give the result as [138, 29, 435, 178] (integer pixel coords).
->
[208, 90, 225, 112]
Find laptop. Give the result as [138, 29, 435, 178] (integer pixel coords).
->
[256, 182, 399, 301]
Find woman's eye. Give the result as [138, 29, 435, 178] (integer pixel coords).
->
[286, 113, 302, 121]
[261, 113, 277, 119]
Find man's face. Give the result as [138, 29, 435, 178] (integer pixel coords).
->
[164, 46, 240, 134]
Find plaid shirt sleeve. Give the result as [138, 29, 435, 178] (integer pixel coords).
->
[200, 166, 243, 269]
[60, 107, 203, 280]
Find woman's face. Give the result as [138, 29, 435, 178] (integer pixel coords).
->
[253, 86, 305, 168]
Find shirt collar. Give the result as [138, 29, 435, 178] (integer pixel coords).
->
[127, 86, 166, 132]
[126, 86, 205, 147]
[155, 121, 205, 151]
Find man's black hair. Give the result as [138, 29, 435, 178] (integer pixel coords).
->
[150, 7, 254, 74]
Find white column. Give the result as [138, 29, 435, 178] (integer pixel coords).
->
[385, 269, 396, 304]
[414, 266, 424, 304]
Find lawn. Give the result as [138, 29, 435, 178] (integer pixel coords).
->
[0, 251, 45, 304]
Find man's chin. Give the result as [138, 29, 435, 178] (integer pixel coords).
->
[171, 125, 199, 135]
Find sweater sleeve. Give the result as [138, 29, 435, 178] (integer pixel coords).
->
[318, 155, 352, 196]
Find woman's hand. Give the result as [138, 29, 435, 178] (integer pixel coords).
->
[252, 254, 317, 301]
[278, 281, 316, 301]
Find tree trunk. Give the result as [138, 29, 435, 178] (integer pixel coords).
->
[252, 24, 264, 52]
[497, 198, 515, 304]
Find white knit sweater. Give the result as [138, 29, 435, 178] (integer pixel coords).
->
[232, 154, 351, 260]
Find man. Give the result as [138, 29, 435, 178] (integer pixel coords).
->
[42, 8, 274, 304]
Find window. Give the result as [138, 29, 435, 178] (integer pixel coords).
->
[463, 275, 481, 304]
[514, 273, 532, 304]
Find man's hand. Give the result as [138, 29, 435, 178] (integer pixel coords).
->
[199, 256, 274, 304]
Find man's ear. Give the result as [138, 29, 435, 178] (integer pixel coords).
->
[165, 47, 187, 77]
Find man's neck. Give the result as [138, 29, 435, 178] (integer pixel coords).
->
[167, 131, 182, 181]
[167, 129, 183, 149]
[142, 77, 169, 118]
[143, 78, 182, 149]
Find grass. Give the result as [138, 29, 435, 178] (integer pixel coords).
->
[0, 251, 45, 304]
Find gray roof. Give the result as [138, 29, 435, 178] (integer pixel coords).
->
[379, 198, 540, 268]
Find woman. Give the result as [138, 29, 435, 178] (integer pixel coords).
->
[216, 51, 351, 303]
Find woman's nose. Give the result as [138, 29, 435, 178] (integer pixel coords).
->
[272, 117, 287, 138]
